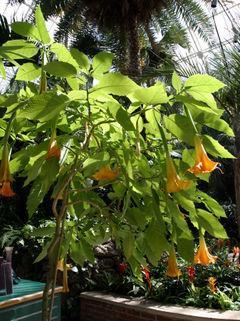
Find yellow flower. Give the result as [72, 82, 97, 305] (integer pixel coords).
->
[166, 156, 191, 193]
[46, 132, 61, 160]
[194, 235, 217, 266]
[57, 259, 72, 293]
[0, 145, 15, 197]
[92, 165, 119, 181]
[208, 277, 217, 293]
[188, 135, 220, 175]
[166, 247, 182, 278]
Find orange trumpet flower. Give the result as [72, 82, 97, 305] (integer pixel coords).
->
[92, 165, 119, 181]
[166, 156, 191, 193]
[57, 259, 72, 293]
[0, 145, 15, 197]
[166, 247, 182, 278]
[194, 234, 217, 266]
[46, 132, 61, 160]
[188, 135, 220, 175]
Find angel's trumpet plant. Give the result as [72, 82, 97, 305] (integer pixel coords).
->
[0, 145, 15, 197]
[188, 135, 220, 175]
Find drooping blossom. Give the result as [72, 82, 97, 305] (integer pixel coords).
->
[46, 131, 61, 160]
[92, 165, 119, 181]
[233, 246, 240, 256]
[208, 277, 217, 293]
[188, 135, 221, 175]
[166, 156, 191, 193]
[118, 262, 128, 274]
[57, 259, 72, 293]
[166, 247, 182, 278]
[186, 266, 195, 283]
[0, 145, 15, 197]
[142, 266, 151, 289]
[194, 235, 217, 266]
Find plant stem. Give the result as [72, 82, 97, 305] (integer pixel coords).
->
[3, 112, 15, 146]
[184, 105, 198, 134]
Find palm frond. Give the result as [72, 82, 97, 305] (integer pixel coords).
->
[0, 14, 10, 45]
[168, 0, 213, 44]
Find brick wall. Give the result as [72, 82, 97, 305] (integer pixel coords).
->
[80, 297, 171, 321]
[79, 292, 240, 321]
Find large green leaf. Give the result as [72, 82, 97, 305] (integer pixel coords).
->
[106, 101, 135, 131]
[197, 191, 226, 218]
[126, 207, 147, 229]
[176, 231, 194, 262]
[174, 192, 196, 214]
[145, 219, 169, 262]
[0, 59, 6, 79]
[168, 199, 193, 240]
[35, 6, 51, 44]
[90, 73, 139, 95]
[70, 242, 84, 266]
[186, 103, 233, 136]
[44, 61, 77, 77]
[11, 22, 40, 40]
[172, 71, 182, 93]
[16, 63, 41, 81]
[92, 52, 114, 78]
[164, 114, 195, 145]
[203, 135, 234, 159]
[27, 158, 59, 217]
[34, 241, 51, 263]
[51, 43, 78, 69]
[131, 82, 169, 104]
[186, 91, 217, 109]
[197, 209, 228, 238]
[185, 74, 225, 93]
[24, 156, 45, 186]
[70, 48, 90, 71]
[122, 230, 135, 259]
[19, 92, 69, 121]
[0, 40, 38, 60]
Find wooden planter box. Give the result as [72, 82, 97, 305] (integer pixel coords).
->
[0, 279, 62, 321]
[80, 291, 240, 321]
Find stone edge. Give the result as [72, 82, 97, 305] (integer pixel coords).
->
[80, 291, 240, 321]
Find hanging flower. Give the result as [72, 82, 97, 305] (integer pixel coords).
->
[166, 156, 191, 193]
[142, 266, 151, 289]
[92, 165, 119, 181]
[118, 262, 128, 274]
[194, 234, 217, 266]
[233, 246, 240, 256]
[46, 132, 61, 160]
[186, 266, 195, 283]
[188, 135, 220, 175]
[57, 259, 72, 293]
[166, 247, 182, 278]
[0, 145, 15, 197]
[208, 277, 217, 293]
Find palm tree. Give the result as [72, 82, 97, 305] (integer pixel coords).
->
[5, 0, 213, 77]
[210, 47, 240, 239]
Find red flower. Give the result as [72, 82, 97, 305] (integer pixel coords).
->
[142, 266, 151, 289]
[187, 266, 195, 283]
[118, 263, 128, 274]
